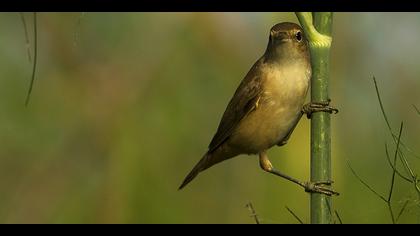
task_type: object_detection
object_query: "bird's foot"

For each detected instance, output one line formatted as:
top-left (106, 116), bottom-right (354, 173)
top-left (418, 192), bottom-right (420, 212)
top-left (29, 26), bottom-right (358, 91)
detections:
top-left (303, 180), bottom-right (340, 196)
top-left (259, 152), bottom-right (339, 196)
top-left (302, 99), bottom-right (338, 119)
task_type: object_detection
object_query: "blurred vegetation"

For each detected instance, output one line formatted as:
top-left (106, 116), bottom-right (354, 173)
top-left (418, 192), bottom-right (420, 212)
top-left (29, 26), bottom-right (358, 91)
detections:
top-left (0, 12), bottom-right (419, 223)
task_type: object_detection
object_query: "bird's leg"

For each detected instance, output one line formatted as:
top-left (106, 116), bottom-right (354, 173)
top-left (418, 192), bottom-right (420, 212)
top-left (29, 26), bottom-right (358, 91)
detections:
top-left (302, 98), bottom-right (338, 119)
top-left (259, 151), bottom-right (339, 196)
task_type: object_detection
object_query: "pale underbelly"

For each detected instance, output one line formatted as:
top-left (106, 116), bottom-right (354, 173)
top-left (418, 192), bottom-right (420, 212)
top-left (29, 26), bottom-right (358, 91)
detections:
top-left (228, 98), bottom-right (303, 154)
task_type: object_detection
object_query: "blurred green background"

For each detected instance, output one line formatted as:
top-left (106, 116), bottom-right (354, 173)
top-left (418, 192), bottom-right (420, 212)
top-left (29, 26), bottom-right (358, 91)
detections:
top-left (0, 12), bottom-right (419, 223)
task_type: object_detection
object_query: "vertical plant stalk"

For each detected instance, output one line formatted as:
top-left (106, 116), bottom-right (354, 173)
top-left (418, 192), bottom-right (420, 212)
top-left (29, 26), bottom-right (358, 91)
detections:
top-left (25, 12), bottom-right (38, 107)
top-left (296, 12), bottom-right (334, 224)
top-left (19, 12), bottom-right (32, 62)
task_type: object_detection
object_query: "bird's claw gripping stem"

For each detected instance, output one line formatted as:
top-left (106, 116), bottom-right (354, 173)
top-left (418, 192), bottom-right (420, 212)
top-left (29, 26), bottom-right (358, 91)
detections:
top-left (302, 99), bottom-right (338, 119)
top-left (260, 152), bottom-right (340, 197)
top-left (303, 180), bottom-right (339, 196)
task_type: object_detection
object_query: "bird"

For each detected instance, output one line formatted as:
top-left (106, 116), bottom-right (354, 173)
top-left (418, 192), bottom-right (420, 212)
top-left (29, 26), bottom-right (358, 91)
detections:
top-left (179, 22), bottom-right (338, 195)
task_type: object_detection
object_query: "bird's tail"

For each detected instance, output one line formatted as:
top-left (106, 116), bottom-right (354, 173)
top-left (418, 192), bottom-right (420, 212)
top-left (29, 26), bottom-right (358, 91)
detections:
top-left (178, 152), bottom-right (213, 190)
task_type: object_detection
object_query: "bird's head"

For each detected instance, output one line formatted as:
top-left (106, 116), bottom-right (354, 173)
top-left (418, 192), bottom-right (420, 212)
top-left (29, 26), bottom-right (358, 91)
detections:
top-left (265, 22), bottom-right (309, 63)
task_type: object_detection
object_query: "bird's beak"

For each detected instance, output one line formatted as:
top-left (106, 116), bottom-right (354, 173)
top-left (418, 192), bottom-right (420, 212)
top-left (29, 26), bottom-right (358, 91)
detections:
top-left (280, 38), bottom-right (291, 43)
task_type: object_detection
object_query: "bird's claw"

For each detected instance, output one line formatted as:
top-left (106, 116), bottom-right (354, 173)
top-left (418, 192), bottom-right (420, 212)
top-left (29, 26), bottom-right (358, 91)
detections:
top-left (303, 180), bottom-right (340, 196)
top-left (302, 99), bottom-right (339, 119)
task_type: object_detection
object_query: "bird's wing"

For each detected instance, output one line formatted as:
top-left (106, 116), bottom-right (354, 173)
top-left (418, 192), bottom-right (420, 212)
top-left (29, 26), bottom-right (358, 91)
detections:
top-left (208, 60), bottom-right (263, 153)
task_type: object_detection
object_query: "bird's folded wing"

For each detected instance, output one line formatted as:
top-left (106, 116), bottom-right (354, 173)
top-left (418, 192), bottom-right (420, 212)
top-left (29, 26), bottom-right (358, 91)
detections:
top-left (208, 62), bottom-right (262, 153)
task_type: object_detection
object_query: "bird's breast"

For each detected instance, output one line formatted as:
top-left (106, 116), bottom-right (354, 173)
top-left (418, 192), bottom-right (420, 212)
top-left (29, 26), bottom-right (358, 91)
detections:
top-left (263, 62), bottom-right (311, 106)
top-left (229, 62), bottom-right (311, 154)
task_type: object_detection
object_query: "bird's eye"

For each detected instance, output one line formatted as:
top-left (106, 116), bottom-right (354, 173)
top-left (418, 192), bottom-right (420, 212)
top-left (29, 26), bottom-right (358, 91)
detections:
top-left (295, 31), bottom-right (302, 42)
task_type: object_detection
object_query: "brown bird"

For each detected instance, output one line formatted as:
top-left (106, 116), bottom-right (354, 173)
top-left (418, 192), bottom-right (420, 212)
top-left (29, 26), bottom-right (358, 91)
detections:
top-left (179, 22), bottom-right (338, 195)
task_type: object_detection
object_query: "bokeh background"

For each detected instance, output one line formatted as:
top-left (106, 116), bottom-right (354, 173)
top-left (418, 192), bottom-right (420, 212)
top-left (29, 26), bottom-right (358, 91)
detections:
top-left (0, 12), bottom-right (419, 223)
